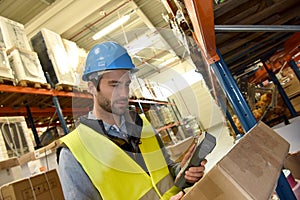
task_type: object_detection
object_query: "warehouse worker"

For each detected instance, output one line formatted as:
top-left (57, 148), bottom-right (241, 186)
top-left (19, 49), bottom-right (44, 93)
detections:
top-left (57, 41), bottom-right (206, 200)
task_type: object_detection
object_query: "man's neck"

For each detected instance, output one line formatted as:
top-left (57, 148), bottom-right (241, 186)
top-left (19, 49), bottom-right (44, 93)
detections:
top-left (93, 109), bottom-right (121, 127)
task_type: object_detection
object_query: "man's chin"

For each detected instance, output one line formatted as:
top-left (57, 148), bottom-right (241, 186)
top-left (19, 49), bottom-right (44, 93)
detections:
top-left (112, 108), bottom-right (127, 116)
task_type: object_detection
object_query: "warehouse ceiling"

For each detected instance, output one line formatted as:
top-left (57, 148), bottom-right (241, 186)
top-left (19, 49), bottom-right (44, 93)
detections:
top-left (0, 0), bottom-right (300, 80)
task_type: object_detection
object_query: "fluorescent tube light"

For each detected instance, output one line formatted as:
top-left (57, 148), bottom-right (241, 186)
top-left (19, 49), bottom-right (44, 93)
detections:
top-left (92, 15), bottom-right (130, 40)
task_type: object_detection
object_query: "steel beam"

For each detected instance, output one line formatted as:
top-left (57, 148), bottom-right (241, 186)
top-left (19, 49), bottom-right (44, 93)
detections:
top-left (215, 25), bottom-right (300, 32)
top-left (211, 50), bottom-right (257, 132)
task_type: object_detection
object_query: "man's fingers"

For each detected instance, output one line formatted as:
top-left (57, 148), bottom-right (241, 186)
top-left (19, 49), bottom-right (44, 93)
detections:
top-left (201, 159), bottom-right (207, 166)
top-left (170, 191), bottom-right (184, 200)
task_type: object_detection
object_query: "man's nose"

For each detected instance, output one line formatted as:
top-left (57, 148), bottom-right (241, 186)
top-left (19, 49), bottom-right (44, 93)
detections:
top-left (116, 85), bottom-right (129, 97)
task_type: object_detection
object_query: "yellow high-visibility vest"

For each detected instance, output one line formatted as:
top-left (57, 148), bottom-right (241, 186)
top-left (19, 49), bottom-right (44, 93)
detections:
top-left (60, 114), bottom-right (181, 200)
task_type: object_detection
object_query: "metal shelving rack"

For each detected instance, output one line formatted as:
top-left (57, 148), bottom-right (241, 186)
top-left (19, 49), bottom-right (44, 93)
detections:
top-left (182, 0), bottom-right (297, 199)
top-left (0, 84), bottom-right (185, 147)
top-left (135, 98), bottom-right (186, 144)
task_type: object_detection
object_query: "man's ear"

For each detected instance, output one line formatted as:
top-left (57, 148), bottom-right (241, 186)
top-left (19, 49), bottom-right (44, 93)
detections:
top-left (88, 81), bottom-right (97, 95)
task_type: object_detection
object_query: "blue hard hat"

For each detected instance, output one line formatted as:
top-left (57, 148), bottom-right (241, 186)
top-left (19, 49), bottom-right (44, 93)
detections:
top-left (82, 41), bottom-right (136, 81)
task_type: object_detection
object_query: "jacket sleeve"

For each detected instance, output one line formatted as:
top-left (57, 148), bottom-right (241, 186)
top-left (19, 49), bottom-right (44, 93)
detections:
top-left (58, 147), bottom-right (102, 200)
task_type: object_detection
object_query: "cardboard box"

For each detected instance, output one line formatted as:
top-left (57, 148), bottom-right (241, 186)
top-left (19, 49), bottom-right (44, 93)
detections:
top-left (0, 152), bottom-right (34, 171)
top-left (284, 151), bottom-right (300, 180)
top-left (0, 169), bottom-right (64, 200)
top-left (182, 121), bottom-right (290, 200)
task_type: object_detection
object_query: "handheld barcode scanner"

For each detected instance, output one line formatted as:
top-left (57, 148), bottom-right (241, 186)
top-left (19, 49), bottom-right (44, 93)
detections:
top-left (175, 132), bottom-right (216, 188)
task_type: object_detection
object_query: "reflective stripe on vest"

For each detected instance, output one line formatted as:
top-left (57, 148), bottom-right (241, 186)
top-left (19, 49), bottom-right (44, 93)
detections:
top-left (60, 114), bottom-right (180, 200)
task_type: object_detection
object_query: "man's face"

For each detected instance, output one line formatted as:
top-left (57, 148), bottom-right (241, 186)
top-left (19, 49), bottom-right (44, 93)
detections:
top-left (95, 70), bottom-right (131, 115)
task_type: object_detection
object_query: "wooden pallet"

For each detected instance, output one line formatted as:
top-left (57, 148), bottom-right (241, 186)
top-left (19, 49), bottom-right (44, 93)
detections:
top-left (55, 84), bottom-right (79, 92)
top-left (0, 76), bottom-right (15, 86)
top-left (17, 80), bottom-right (51, 89)
top-left (77, 88), bottom-right (89, 93)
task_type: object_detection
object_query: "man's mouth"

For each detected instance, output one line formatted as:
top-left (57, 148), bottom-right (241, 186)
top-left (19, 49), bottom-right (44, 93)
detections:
top-left (115, 100), bottom-right (128, 106)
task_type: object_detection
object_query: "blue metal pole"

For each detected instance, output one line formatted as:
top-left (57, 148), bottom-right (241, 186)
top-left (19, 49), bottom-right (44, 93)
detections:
top-left (276, 171), bottom-right (297, 200)
top-left (24, 101), bottom-right (41, 149)
top-left (225, 107), bottom-right (240, 136)
top-left (289, 60), bottom-right (300, 81)
top-left (263, 62), bottom-right (298, 118)
top-left (52, 96), bottom-right (69, 134)
top-left (215, 90), bottom-right (241, 137)
top-left (45, 72), bottom-right (69, 135)
top-left (210, 49), bottom-right (257, 132)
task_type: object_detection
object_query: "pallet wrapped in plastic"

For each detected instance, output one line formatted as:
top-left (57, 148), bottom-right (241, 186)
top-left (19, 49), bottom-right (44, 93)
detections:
top-left (145, 108), bottom-right (164, 128)
top-left (31, 28), bottom-right (76, 87)
top-left (0, 116), bottom-right (35, 161)
top-left (0, 16), bottom-right (32, 50)
top-left (75, 48), bottom-right (88, 91)
top-left (7, 48), bottom-right (48, 87)
top-left (0, 27), bottom-right (5, 48)
top-left (62, 38), bottom-right (79, 71)
top-left (147, 80), bottom-right (167, 101)
top-left (0, 48), bottom-right (14, 83)
top-left (130, 77), bottom-right (154, 99)
top-left (62, 39), bottom-right (88, 91)
top-left (160, 105), bottom-right (175, 125)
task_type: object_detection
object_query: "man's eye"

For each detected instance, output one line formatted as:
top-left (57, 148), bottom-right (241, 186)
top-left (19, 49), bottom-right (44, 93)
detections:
top-left (110, 83), bottom-right (119, 87)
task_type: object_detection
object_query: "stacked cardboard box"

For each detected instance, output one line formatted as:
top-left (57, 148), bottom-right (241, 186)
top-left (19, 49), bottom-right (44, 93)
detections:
top-left (0, 169), bottom-right (64, 200)
top-left (0, 139), bottom-right (60, 187)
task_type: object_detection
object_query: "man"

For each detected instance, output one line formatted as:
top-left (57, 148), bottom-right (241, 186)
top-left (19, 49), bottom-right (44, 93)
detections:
top-left (58, 41), bottom-right (206, 200)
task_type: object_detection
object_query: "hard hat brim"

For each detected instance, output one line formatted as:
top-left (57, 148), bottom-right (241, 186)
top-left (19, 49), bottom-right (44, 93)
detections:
top-left (83, 67), bottom-right (139, 82)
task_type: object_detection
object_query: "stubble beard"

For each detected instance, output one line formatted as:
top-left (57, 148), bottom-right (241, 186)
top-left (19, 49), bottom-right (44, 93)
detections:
top-left (97, 91), bottom-right (128, 116)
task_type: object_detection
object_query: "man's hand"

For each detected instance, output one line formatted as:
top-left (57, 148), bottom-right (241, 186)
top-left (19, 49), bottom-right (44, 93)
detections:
top-left (170, 191), bottom-right (184, 200)
top-left (184, 159), bottom-right (206, 183)
top-left (180, 143), bottom-right (207, 184)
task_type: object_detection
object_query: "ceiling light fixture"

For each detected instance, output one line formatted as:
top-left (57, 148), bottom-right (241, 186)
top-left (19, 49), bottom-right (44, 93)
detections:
top-left (92, 14), bottom-right (131, 40)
